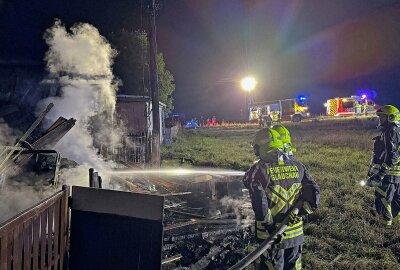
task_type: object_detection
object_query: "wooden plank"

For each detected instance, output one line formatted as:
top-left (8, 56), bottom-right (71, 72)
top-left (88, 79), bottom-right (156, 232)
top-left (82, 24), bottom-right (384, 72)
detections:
top-left (59, 187), bottom-right (69, 270)
top-left (18, 223), bottom-right (24, 270)
top-left (40, 209), bottom-right (47, 270)
top-left (6, 234), bottom-right (12, 270)
top-left (0, 236), bottom-right (7, 270)
top-left (53, 199), bottom-right (60, 270)
top-left (0, 102), bottom-right (53, 172)
top-left (23, 220), bottom-right (33, 270)
top-left (33, 215), bottom-right (40, 270)
top-left (43, 117), bottom-right (67, 134)
top-left (47, 205), bottom-right (54, 269)
top-left (93, 172), bottom-right (98, 188)
top-left (12, 225), bottom-right (22, 270)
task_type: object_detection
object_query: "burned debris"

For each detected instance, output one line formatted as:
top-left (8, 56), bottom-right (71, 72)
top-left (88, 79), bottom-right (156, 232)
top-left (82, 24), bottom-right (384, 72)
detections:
top-left (105, 166), bottom-right (256, 268)
top-left (0, 103), bottom-right (76, 191)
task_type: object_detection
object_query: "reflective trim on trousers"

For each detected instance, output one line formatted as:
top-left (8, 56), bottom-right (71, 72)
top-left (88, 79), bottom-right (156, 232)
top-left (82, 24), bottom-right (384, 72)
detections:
top-left (375, 187), bottom-right (386, 197)
top-left (265, 261), bottom-right (276, 270)
top-left (380, 218), bottom-right (392, 226)
top-left (302, 201), bottom-right (313, 214)
top-left (292, 257), bottom-right (302, 270)
top-left (381, 197), bottom-right (393, 219)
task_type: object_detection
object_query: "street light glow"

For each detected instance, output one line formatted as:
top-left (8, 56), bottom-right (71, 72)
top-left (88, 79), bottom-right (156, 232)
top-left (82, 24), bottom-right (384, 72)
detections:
top-left (241, 76), bottom-right (257, 92)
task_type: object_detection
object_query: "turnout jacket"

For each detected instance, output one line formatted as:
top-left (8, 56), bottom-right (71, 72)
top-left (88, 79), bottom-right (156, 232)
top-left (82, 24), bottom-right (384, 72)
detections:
top-left (243, 157), bottom-right (320, 249)
top-left (369, 122), bottom-right (400, 182)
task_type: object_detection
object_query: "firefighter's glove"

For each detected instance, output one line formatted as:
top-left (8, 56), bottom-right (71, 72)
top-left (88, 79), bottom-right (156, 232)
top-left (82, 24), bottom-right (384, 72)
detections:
top-left (255, 213), bottom-right (273, 240)
top-left (288, 211), bottom-right (302, 226)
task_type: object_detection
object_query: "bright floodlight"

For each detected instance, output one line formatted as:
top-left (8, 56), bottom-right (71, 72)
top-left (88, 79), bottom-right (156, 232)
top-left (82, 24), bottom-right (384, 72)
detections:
top-left (360, 180), bottom-right (366, 187)
top-left (241, 76), bottom-right (257, 92)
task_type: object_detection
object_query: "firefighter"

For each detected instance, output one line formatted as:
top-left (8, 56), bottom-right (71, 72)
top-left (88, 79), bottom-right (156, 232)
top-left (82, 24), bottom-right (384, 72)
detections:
top-left (367, 105), bottom-right (400, 226)
top-left (206, 117), bottom-right (211, 127)
top-left (212, 116), bottom-right (217, 126)
top-left (259, 113), bottom-right (264, 128)
top-left (243, 128), bottom-right (320, 270)
top-left (271, 111), bottom-right (280, 123)
top-left (355, 101), bottom-right (362, 115)
top-left (272, 125), bottom-right (296, 157)
top-left (264, 114), bottom-right (273, 128)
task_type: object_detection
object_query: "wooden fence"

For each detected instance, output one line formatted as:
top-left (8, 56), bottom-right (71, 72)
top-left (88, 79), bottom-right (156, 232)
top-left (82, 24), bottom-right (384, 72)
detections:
top-left (0, 186), bottom-right (69, 270)
top-left (100, 133), bottom-right (148, 165)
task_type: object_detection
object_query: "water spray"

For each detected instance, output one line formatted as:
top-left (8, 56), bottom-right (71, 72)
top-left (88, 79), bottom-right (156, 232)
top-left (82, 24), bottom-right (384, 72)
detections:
top-left (107, 168), bottom-right (245, 177)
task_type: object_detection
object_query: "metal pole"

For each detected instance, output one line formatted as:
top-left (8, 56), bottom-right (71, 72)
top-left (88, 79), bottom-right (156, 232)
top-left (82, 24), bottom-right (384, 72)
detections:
top-left (245, 93), bottom-right (248, 121)
top-left (148, 0), bottom-right (161, 167)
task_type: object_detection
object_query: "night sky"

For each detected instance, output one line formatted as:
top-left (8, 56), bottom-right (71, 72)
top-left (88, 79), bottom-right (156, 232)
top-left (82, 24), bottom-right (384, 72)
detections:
top-left (1, 0), bottom-right (400, 120)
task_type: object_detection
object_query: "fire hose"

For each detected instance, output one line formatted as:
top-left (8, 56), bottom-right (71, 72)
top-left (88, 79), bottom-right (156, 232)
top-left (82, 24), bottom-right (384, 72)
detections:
top-left (229, 201), bottom-right (303, 270)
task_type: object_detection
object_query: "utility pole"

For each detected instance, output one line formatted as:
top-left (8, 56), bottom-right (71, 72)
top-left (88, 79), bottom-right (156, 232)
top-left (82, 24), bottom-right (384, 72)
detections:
top-left (147, 0), bottom-right (161, 167)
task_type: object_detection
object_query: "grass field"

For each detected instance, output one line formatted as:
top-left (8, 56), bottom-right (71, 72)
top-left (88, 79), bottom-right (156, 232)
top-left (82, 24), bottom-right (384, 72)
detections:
top-left (162, 118), bottom-right (400, 270)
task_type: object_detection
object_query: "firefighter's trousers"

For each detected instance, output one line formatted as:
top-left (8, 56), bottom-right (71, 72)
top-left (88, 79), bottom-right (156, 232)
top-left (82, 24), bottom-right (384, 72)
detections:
top-left (375, 181), bottom-right (400, 225)
top-left (260, 245), bottom-right (302, 270)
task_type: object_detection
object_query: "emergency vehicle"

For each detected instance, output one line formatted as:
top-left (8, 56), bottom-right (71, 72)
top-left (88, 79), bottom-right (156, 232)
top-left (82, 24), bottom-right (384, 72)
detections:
top-left (325, 95), bottom-right (377, 116)
top-left (249, 98), bottom-right (310, 123)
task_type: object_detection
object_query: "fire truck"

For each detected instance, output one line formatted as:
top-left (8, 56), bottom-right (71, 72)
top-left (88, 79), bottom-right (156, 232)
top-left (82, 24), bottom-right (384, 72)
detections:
top-left (249, 98), bottom-right (310, 123)
top-left (325, 95), bottom-right (377, 116)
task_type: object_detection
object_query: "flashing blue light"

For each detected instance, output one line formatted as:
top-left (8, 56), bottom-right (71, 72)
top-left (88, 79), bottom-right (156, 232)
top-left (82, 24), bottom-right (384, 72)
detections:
top-left (357, 89), bottom-right (377, 100)
top-left (297, 95), bottom-right (307, 102)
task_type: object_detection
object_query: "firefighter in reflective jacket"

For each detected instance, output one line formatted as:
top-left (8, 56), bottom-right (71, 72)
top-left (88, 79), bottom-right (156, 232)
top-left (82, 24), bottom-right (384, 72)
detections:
top-left (367, 105), bottom-right (400, 226)
top-left (243, 128), bottom-right (320, 270)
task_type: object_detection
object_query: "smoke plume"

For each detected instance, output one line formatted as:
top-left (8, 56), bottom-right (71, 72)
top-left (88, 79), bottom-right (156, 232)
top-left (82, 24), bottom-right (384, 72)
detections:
top-left (38, 19), bottom-right (120, 186)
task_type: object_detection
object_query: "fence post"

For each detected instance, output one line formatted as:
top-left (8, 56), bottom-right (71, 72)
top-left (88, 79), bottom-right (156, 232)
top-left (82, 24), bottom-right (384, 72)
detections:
top-left (60, 185), bottom-right (70, 270)
top-left (89, 168), bottom-right (94, 187)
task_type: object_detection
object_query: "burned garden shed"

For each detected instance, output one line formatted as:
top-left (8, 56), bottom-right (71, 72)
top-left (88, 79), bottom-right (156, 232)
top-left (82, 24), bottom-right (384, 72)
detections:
top-left (99, 95), bottom-right (167, 166)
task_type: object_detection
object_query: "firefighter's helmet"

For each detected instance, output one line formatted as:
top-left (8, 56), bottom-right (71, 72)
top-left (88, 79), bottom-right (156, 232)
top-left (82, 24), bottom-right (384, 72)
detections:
top-left (253, 128), bottom-right (283, 159)
top-left (272, 124), bottom-right (296, 154)
top-left (376, 105), bottom-right (400, 123)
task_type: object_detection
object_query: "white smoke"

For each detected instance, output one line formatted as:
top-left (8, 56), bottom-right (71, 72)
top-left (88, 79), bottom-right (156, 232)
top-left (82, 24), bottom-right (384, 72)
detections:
top-left (0, 187), bottom-right (53, 223)
top-left (0, 119), bottom-right (16, 146)
top-left (219, 196), bottom-right (254, 226)
top-left (38, 20), bottom-right (120, 185)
